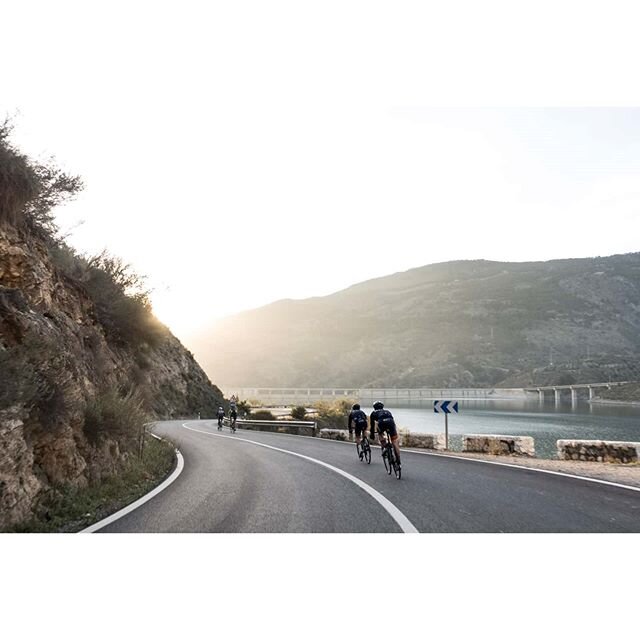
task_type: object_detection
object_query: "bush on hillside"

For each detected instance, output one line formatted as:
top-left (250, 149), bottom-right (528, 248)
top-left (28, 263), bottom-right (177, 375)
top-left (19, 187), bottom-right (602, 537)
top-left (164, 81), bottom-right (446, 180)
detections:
top-left (0, 334), bottom-right (74, 429)
top-left (0, 118), bottom-right (82, 234)
top-left (84, 387), bottom-right (149, 450)
top-left (250, 409), bottom-right (276, 421)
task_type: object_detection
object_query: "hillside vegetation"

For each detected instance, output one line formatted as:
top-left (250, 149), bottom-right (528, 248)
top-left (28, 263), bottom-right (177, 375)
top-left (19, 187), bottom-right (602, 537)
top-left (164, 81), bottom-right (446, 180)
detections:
top-left (0, 120), bottom-right (224, 528)
top-left (191, 254), bottom-right (640, 389)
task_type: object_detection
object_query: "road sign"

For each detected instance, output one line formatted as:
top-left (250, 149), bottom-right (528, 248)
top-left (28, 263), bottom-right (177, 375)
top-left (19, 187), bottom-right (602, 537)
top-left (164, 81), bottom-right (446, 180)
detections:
top-left (434, 400), bottom-right (459, 450)
top-left (433, 400), bottom-right (459, 414)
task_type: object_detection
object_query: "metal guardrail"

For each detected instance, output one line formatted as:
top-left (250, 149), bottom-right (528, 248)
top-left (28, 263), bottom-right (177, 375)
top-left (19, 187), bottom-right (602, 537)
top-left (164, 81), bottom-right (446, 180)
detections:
top-left (226, 418), bottom-right (317, 436)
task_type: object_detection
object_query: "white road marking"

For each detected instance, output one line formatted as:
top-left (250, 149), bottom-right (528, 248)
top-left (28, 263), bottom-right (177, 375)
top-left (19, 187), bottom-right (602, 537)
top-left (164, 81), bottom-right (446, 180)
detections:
top-left (79, 434), bottom-right (184, 533)
top-left (182, 423), bottom-right (419, 533)
top-left (402, 448), bottom-right (640, 493)
top-left (208, 423), bottom-right (640, 494)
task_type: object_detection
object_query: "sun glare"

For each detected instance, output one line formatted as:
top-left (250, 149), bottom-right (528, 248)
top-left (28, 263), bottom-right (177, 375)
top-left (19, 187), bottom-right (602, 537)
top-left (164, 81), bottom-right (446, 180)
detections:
top-left (151, 290), bottom-right (213, 338)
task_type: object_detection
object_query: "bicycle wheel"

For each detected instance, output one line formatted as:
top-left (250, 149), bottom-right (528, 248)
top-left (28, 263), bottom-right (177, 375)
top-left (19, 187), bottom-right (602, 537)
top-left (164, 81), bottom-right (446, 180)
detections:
top-left (383, 446), bottom-right (392, 474)
top-left (363, 439), bottom-right (371, 464)
top-left (393, 455), bottom-right (401, 480)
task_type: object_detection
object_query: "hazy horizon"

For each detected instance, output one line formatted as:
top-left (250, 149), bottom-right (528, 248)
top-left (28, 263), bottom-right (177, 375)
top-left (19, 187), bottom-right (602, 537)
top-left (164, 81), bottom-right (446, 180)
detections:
top-left (4, 4), bottom-right (640, 341)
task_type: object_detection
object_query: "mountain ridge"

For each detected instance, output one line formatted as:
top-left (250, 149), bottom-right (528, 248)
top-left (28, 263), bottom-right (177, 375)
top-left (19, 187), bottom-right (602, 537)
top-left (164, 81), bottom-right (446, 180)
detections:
top-left (190, 252), bottom-right (640, 389)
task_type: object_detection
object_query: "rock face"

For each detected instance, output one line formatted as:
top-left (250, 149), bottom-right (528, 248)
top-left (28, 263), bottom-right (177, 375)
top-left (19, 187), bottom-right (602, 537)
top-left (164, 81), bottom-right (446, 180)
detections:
top-left (0, 224), bottom-right (224, 527)
top-left (557, 439), bottom-right (640, 463)
top-left (463, 434), bottom-right (535, 457)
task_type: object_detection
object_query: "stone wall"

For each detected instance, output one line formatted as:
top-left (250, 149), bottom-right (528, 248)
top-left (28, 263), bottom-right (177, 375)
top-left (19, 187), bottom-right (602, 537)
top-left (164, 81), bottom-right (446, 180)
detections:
top-left (463, 434), bottom-right (535, 457)
top-left (557, 440), bottom-right (640, 463)
top-left (400, 432), bottom-right (446, 450)
top-left (319, 428), bottom-right (351, 441)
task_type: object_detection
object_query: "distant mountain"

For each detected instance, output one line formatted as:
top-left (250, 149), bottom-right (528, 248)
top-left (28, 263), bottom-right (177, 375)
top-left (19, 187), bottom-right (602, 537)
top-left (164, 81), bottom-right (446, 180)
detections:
top-left (189, 254), bottom-right (640, 389)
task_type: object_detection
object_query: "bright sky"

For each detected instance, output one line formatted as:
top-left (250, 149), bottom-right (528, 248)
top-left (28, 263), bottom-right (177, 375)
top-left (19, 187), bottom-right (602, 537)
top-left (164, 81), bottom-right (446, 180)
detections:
top-left (3, 1), bottom-right (640, 339)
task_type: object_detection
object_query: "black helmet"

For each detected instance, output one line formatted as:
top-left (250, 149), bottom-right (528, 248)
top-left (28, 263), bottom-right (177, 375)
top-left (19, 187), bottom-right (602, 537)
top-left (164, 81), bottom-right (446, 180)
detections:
top-left (373, 401), bottom-right (384, 410)
top-left (352, 403), bottom-right (361, 411)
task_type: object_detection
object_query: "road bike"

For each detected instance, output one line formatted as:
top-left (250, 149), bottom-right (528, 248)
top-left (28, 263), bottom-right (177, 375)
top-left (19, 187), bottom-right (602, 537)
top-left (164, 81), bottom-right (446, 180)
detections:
top-left (356, 435), bottom-right (371, 464)
top-left (380, 433), bottom-right (401, 479)
top-left (217, 417), bottom-right (223, 431)
top-left (229, 414), bottom-right (237, 433)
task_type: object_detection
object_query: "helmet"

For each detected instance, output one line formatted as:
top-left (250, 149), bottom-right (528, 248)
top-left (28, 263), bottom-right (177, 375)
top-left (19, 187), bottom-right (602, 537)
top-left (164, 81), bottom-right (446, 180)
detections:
top-left (352, 403), bottom-right (361, 411)
top-left (373, 401), bottom-right (384, 410)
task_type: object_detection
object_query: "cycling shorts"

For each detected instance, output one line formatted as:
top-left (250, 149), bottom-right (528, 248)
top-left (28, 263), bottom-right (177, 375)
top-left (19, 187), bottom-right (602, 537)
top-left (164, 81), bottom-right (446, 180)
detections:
top-left (376, 420), bottom-right (397, 438)
top-left (353, 423), bottom-right (366, 437)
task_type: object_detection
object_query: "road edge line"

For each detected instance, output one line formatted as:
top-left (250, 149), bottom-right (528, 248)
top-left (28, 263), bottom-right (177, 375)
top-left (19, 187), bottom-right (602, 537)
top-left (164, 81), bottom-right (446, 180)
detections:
top-left (194, 421), bottom-right (640, 494)
top-left (182, 423), bottom-right (419, 533)
top-left (79, 432), bottom-right (184, 534)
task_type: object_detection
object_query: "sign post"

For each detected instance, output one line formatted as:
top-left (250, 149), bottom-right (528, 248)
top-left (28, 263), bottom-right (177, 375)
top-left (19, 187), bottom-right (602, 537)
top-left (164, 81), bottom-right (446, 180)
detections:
top-left (433, 400), bottom-right (459, 450)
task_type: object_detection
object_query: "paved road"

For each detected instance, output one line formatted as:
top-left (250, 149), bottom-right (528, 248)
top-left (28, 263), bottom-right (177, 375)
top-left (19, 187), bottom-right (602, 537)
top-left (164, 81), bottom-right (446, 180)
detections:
top-left (100, 420), bottom-right (640, 533)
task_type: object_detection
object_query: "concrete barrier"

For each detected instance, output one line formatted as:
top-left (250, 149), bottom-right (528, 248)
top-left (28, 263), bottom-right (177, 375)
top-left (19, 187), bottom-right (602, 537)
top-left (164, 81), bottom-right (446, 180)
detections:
top-left (237, 419), bottom-right (317, 437)
top-left (400, 432), bottom-right (446, 450)
top-left (557, 440), bottom-right (640, 463)
top-left (318, 428), bottom-right (352, 441)
top-left (463, 434), bottom-right (535, 457)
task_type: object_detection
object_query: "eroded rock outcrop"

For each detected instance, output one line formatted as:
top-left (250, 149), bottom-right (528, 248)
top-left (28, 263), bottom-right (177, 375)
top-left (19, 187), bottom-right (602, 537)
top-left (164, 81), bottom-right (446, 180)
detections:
top-left (0, 223), bottom-right (223, 527)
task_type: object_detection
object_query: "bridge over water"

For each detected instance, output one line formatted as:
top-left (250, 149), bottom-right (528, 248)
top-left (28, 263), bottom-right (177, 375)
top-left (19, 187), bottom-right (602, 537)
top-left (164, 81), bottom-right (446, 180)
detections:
top-left (225, 382), bottom-right (636, 407)
top-left (226, 387), bottom-right (527, 406)
top-left (525, 381), bottom-right (634, 407)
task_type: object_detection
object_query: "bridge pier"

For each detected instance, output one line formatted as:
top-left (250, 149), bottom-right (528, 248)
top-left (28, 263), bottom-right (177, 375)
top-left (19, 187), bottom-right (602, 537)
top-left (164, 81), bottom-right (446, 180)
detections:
top-left (537, 388), bottom-right (544, 404)
top-left (570, 387), bottom-right (578, 408)
top-left (588, 386), bottom-right (594, 401)
top-left (554, 388), bottom-right (561, 406)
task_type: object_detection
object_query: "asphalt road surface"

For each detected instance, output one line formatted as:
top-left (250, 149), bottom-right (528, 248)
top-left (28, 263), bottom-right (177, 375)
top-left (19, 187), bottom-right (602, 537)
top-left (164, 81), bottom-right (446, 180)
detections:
top-left (98, 420), bottom-right (640, 533)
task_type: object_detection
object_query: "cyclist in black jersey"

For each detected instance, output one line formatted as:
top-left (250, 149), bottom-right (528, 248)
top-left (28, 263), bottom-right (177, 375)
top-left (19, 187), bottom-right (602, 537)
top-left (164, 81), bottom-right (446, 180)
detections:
top-left (347, 403), bottom-right (369, 459)
top-left (369, 401), bottom-right (401, 467)
top-left (216, 406), bottom-right (225, 429)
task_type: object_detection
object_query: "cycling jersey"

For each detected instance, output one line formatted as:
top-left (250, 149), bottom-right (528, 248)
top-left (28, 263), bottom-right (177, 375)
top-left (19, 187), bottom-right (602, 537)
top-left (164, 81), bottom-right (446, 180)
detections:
top-left (369, 408), bottom-right (397, 438)
top-left (348, 409), bottom-right (368, 428)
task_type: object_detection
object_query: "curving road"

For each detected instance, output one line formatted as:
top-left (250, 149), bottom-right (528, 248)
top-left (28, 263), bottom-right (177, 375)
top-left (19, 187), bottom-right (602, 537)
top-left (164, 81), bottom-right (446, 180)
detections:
top-left (98, 420), bottom-right (640, 533)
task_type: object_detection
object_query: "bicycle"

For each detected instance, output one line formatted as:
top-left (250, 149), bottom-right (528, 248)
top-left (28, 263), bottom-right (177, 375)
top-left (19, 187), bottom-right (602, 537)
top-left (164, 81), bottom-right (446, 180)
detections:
top-left (229, 414), bottom-right (237, 434)
top-left (217, 416), bottom-right (223, 431)
top-left (356, 434), bottom-right (371, 464)
top-left (380, 433), bottom-right (401, 479)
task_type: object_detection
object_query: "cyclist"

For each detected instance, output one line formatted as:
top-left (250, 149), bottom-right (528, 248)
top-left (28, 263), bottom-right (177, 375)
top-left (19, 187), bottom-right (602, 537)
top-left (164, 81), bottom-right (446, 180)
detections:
top-left (369, 401), bottom-right (401, 467)
top-left (229, 403), bottom-right (238, 428)
top-left (348, 403), bottom-right (369, 459)
top-left (216, 405), bottom-right (225, 429)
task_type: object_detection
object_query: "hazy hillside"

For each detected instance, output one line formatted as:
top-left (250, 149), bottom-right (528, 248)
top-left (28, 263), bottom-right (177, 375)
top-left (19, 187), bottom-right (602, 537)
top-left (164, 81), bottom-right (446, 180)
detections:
top-left (190, 254), bottom-right (640, 389)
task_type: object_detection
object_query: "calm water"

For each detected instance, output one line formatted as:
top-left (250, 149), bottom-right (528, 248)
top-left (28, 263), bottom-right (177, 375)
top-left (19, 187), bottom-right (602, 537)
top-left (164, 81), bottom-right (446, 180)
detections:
top-left (387, 400), bottom-right (640, 458)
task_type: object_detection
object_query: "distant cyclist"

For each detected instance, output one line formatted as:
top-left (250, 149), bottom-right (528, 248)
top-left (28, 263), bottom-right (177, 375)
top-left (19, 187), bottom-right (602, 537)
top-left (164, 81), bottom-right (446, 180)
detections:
top-left (216, 405), bottom-right (225, 430)
top-left (229, 402), bottom-right (238, 428)
top-left (348, 403), bottom-right (369, 459)
top-left (370, 401), bottom-right (401, 467)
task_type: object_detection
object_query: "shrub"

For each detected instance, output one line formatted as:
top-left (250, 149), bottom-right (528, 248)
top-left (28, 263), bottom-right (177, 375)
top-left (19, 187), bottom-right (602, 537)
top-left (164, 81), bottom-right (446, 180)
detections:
top-left (250, 410), bottom-right (276, 421)
top-left (0, 118), bottom-right (82, 234)
top-left (80, 251), bottom-right (167, 348)
top-left (84, 387), bottom-right (149, 451)
top-left (290, 405), bottom-right (307, 420)
top-left (237, 400), bottom-right (251, 417)
top-left (314, 399), bottom-right (353, 429)
top-left (0, 334), bottom-right (74, 429)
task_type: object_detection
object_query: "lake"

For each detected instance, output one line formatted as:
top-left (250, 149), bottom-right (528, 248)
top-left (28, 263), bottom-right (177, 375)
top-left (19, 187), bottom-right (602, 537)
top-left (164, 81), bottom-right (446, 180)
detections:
top-left (387, 400), bottom-right (640, 458)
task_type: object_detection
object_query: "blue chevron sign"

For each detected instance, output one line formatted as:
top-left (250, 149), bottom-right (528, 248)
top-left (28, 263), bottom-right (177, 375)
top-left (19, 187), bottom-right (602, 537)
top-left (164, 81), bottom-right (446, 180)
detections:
top-left (433, 400), bottom-right (459, 414)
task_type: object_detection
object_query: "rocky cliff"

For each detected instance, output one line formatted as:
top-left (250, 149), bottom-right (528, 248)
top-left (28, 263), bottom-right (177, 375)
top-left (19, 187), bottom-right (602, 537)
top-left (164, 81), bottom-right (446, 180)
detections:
top-left (0, 127), bottom-right (224, 528)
